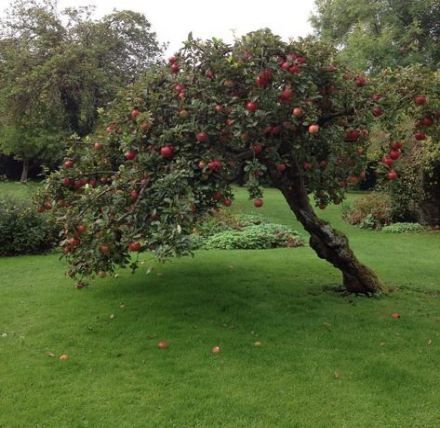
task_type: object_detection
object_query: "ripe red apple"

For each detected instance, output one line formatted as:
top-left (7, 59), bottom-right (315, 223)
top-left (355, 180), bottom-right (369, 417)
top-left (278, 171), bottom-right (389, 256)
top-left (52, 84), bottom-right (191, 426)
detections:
top-left (390, 141), bottom-right (402, 150)
top-left (276, 163), bottom-right (287, 173)
top-left (214, 104), bottom-right (223, 113)
top-left (160, 145), bottom-right (174, 159)
top-left (382, 156), bottom-right (394, 168)
top-left (168, 56), bottom-right (177, 64)
top-left (77, 225), bottom-right (87, 234)
top-left (131, 108), bottom-right (140, 120)
top-left (355, 75), bottom-right (367, 87)
top-left (387, 170), bottom-right (398, 180)
top-left (344, 129), bottom-right (360, 142)
top-left (99, 244), bottom-right (110, 255)
top-left (68, 237), bottom-right (80, 247)
top-left (128, 242), bottom-right (141, 252)
top-left (175, 83), bottom-right (185, 92)
top-left (289, 65), bottom-right (300, 74)
top-left (303, 162), bottom-right (313, 171)
top-left (372, 94), bottom-right (382, 101)
top-left (245, 101), bottom-right (257, 112)
top-left (372, 107), bottom-right (384, 117)
top-left (208, 159), bottom-right (222, 171)
top-left (213, 191), bottom-right (222, 201)
top-left (279, 88), bottom-right (293, 102)
top-left (280, 62), bottom-right (290, 71)
top-left (63, 178), bottom-right (73, 187)
top-left (157, 341), bottom-right (169, 349)
top-left (308, 124), bottom-right (320, 134)
top-left (94, 142), bottom-right (103, 150)
top-left (389, 150), bottom-right (400, 160)
top-left (422, 117), bottom-right (433, 126)
top-left (196, 132), bottom-right (208, 142)
top-left (170, 63), bottom-right (180, 74)
top-left (254, 198), bottom-right (264, 208)
top-left (223, 199), bottom-right (232, 207)
top-left (251, 143), bottom-right (264, 155)
top-left (130, 190), bottom-right (139, 202)
top-left (124, 150), bottom-right (137, 161)
top-left (414, 131), bottom-right (426, 141)
top-left (292, 107), bottom-right (303, 117)
top-left (414, 95), bottom-right (427, 105)
top-left (63, 160), bottom-right (74, 169)
top-left (391, 312), bottom-right (400, 319)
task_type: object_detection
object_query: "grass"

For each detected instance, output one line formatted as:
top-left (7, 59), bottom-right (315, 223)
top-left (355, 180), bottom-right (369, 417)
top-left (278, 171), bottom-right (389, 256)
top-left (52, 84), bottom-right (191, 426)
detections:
top-left (1, 184), bottom-right (439, 427)
top-left (0, 180), bottom-right (40, 200)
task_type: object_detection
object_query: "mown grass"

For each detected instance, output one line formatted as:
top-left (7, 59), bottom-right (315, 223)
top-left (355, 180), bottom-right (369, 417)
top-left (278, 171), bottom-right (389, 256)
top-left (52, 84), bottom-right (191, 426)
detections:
top-left (0, 184), bottom-right (439, 427)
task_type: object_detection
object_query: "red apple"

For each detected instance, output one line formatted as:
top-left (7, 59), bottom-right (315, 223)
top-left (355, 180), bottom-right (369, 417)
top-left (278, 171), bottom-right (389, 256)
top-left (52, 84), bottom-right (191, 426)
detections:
top-left (276, 163), bottom-right (287, 173)
top-left (130, 190), bottom-right (139, 202)
top-left (245, 101), bottom-right (257, 112)
top-left (77, 225), bottom-right (87, 234)
top-left (422, 117), bottom-right (433, 126)
top-left (355, 75), bottom-right (367, 87)
top-left (157, 340), bottom-right (169, 349)
top-left (128, 242), bottom-right (141, 252)
top-left (214, 104), bottom-right (223, 113)
top-left (254, 198), bottom-right (264, 208)
top-left (211, 346), bottom-right (221, 354)
top-left (382, 157), bottom-right (394, 168)
top-left (415, 131), bottom-right (426, 141)
top-left (63, 178), bottom-right (73, 187)
top-left (414, 95), bottom-right (427, 105)
top-left (389, 150), bottom-right (400, 160)
top-left (170, 63), bottom-right (180, 74)
top-left (303, 162), bottom-right (313, 171)
top-left (208, 159), bottom-right (222, 171)
top-left (292, 107), bottom-right (303, 117)
top-left (99, 244), bottom-right (110, 255)
top-left (160, 145), bottom-right (174, 159)
top-left (213, 191), bottom-right (222, 201)
top-left (251, 143), bottom-right (264, 155)
top-left (131, 108), bottom-right (140, 120)
top-left (168, 56), bottom-right (177, 64)
top-left (372, 107), bottom-right (383, 117)
top-left (124, 150), bottom-right (137, 161)
top-left (387, 170), bottom-right (398, 180)
top-left (308, 124), bottom-right (320, 134)
top-left (196, 132), bottom-right (208, 142)
top-left (390, 141), bottom-right (402, 150)
top-left (94, 142), bottom-right (103, 150)
top-left (391, 312), bottom-right (401, 319)
top-left (279, 88), bottom-right (293, 102)
top-left (223, 199), bottom-right (232, 207)
top-left (63, 160), bottom-right (74, 169)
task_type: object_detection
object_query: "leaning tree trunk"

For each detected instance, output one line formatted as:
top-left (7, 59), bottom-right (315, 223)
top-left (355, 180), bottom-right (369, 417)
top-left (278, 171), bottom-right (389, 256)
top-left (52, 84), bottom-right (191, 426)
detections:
top-left (20, 159), bottom-right (29, 183)
top-left (271, 160), bottom-right (384, 295)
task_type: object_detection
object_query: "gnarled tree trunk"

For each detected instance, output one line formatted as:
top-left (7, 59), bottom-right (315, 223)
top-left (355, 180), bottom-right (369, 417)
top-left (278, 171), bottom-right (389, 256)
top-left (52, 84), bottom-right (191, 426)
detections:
top-left (270, 159), bottom-right (384, 295)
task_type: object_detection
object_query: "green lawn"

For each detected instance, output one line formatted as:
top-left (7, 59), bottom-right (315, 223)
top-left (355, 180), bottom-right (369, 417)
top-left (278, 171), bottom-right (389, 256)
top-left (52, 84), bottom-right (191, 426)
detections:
top-left (1, 185), bottom-right (439, 427)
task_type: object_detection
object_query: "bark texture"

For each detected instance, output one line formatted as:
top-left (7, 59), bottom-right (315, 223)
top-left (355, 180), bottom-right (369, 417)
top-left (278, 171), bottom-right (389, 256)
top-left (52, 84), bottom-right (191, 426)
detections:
top-left (270, 158), bottom-right (384, 294)
top-left (20, 159), bottom-right (29, 183)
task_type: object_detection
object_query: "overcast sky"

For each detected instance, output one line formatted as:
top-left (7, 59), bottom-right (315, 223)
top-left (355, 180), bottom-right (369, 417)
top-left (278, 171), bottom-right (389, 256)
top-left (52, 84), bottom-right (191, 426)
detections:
top-left (0, 0), bottom-right (317, 54)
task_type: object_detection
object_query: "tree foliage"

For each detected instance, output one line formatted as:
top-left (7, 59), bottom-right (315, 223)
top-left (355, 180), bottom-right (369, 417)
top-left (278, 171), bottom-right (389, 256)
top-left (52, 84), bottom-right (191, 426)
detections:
top-left (0, 0), bottom-right (162, 179)
top-left (310, 0), bottom-right (440, 71)
top-left (37, 30), bottom-right (438, 292)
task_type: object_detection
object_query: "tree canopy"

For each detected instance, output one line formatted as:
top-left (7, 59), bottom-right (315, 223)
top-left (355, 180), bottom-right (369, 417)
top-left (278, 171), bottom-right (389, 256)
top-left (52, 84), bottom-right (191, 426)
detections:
top-left (38, 30), bottom-right (438, 293)
top-left (310, 0), bottom-right (440, 71)
top-left (0, 0), bottom-right (163, 179)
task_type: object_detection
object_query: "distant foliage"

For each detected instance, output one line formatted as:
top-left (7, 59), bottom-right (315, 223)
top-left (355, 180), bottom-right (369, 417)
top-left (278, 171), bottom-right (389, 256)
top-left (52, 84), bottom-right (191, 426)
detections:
top-left (0, 196), bottom-right (59, 256)
top-left (382, 222), bottom-right (425, 233)
top-left (342, 192), bottom-right (392, 229)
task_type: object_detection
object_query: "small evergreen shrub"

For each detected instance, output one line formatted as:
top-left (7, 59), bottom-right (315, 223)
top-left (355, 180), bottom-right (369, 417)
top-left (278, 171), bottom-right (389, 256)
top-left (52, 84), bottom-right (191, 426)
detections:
top-left (382, 222), bottom-right (425, 233)
top-left (0, 196), bottom-right (59, 256)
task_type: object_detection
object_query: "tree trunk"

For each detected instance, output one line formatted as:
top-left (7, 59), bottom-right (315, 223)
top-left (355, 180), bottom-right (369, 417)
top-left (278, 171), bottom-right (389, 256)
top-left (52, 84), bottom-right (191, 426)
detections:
top-left (418, 164), bottom-right (440, 226)
top-left (20, 159), bottom-right (29, 183)
top-left (271, 161), bottom-right (384, 295)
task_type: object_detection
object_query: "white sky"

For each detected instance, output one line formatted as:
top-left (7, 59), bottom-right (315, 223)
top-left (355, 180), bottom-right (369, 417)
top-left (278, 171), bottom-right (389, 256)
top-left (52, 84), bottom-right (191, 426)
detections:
top-left (0, 0), bottom-right (317, 54)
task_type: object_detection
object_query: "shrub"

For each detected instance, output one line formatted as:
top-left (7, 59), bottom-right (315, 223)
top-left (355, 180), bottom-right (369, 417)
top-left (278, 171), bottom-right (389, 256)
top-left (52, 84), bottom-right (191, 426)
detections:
top-left (202, 223), bottom-right (303, 250)
top-left (342, 192), bottom-right (392, 229)
top-left (0, 196), bottom-right (59, 256)
top-left (382, 222), bottom-right (425, 233)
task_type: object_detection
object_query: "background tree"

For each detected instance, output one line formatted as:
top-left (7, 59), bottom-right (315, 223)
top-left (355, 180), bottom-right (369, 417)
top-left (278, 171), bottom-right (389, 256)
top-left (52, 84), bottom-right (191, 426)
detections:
top-left (310, 0), bottom-right (439, 71)
top-left (38, 30), bottom-right (437, 294)
top-left (0, 0), bottom-right (163, 181)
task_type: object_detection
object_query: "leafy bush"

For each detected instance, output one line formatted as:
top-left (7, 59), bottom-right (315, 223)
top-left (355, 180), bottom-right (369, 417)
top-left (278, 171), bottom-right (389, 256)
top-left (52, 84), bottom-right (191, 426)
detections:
top-left (382, 222), bottom-right (425, 233)
top-left (0, 196), bottom-right (59, 256)
top-left (342, 192), bottom-right (392, 229)
top-left (202, 223), bottom-right (303, 250)
top-left (234, 214), bottom-right (268, 227)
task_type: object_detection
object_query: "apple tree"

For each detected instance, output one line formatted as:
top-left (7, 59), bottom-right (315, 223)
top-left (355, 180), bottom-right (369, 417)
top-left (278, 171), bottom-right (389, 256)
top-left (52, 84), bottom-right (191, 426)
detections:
top-left (37, 30), bottom-right (438, 294)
